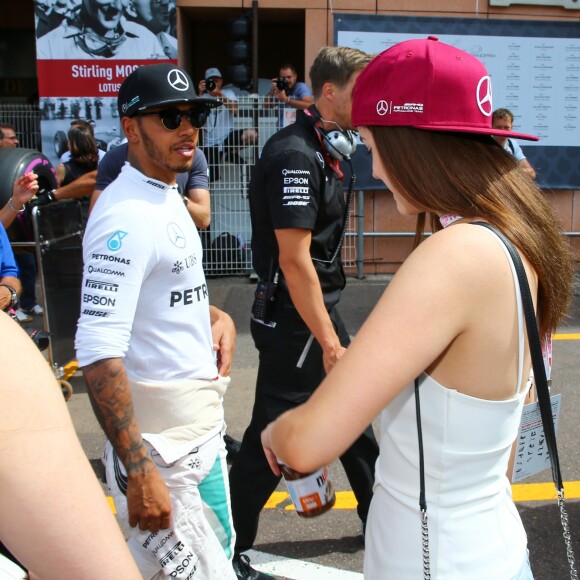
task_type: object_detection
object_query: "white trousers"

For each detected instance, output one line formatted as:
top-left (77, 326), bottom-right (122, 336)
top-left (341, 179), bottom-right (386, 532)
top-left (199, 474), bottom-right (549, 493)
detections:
top-left (105, 430), bottom-right (236, 580)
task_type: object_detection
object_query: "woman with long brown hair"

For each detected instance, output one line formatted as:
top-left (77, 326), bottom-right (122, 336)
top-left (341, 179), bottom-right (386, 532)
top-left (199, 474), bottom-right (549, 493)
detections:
top-left (261, 37), bottom-right (573, 578)
top-left (55, 122), bottom-right (99, 188)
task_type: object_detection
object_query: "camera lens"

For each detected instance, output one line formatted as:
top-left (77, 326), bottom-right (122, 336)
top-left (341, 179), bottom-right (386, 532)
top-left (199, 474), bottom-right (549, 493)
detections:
top-left (276, 77), bottom-right (288, 92)
top-left (206, 78), bottom-right (217, 92)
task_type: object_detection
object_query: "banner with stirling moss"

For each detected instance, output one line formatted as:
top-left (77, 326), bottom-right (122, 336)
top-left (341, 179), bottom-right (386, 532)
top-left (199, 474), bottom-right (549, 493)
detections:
top-left (34, 0), bottom-right (177, 167)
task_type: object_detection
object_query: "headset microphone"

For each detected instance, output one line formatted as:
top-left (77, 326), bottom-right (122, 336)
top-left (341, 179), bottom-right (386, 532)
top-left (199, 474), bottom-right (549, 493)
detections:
top-left (303, 105), bottom-right (357, 265)
top-left (304, 105), bottom-right (358, 162)
top-left (323, 128), bottom-right (357, 161)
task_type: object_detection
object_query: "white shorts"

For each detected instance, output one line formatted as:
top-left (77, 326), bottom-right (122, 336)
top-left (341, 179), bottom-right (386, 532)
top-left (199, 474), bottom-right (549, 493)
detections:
top-left (105, 430), bottom-right (236, 580)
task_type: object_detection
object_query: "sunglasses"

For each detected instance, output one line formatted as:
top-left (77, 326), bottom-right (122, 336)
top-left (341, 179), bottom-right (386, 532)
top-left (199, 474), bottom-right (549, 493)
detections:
top-left (137, 107), bottom-right (210, 130)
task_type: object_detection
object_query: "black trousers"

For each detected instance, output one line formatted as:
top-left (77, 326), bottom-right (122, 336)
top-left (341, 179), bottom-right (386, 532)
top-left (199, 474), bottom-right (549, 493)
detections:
top-left (229, 300), bottom-right (379, 553)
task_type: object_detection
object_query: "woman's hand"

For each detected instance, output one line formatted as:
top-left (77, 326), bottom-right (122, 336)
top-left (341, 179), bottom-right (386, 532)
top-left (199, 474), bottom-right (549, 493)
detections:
top-left (261, 423), bottom-right (281, 476)
top-left (11, 172), bottom-right (38, 208)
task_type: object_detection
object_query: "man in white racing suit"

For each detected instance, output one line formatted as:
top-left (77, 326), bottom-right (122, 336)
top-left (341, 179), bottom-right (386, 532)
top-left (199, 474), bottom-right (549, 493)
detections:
top-left (75, 63), bottom-right (237, 580)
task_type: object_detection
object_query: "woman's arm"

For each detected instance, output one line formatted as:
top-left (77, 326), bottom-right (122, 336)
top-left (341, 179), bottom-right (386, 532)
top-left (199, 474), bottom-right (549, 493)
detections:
top-left (54, 170), bottom-right (97, 201)
top-left (262, 224), bottom-right (522, 474)
top-left (0, 173), bottom-right (38, 229)
top-left (0, 312), bottom-right (142, 579)
top-left (55, 163), bottom-right (66, 186)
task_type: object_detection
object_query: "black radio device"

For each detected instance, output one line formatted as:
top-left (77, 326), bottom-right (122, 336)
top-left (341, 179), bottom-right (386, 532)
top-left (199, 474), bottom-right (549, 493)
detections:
top-left (251, 266), bottom-right (279, 327)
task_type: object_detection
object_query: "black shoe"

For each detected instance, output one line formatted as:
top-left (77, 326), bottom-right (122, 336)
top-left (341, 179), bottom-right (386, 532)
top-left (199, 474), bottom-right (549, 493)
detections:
top-left (224, 433), bottom-right (242, 461)
top-left (232, 553), bottom-right (272, 580)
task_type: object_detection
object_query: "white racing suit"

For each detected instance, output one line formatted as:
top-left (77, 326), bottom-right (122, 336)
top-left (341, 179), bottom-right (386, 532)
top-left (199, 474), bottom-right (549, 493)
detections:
top-left (105, 428), bottom-right (236, 580)
top-left (76, 166), bottom-right (236, 579)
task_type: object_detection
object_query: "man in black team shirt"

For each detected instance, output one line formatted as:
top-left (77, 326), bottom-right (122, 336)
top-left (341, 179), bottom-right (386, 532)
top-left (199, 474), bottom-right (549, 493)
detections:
top-left (228, 46), bottom-right (380, 580)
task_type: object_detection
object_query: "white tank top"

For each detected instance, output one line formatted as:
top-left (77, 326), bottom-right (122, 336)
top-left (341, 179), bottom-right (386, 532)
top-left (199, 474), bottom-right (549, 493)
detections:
top-left (365, 228), bottom-right (529, 579)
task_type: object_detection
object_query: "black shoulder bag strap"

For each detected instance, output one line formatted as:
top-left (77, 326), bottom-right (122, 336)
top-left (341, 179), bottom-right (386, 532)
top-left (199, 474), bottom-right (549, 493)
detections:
top-left (415, 222), bottom-right (577, 580)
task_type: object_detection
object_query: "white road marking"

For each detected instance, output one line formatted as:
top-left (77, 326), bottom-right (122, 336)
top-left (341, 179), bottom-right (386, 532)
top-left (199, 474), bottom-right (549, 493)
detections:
top-left (246, 549), bottom-right (363, 579)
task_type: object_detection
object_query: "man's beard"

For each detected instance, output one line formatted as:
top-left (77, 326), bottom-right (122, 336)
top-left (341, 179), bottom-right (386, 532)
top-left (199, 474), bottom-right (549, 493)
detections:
top-left (140, 123), bottom-right (193, 175)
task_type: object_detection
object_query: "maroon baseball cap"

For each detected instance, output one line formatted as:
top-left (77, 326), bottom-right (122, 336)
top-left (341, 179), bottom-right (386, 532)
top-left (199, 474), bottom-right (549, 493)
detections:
top-left (352, 36), bottom-right (538, 141)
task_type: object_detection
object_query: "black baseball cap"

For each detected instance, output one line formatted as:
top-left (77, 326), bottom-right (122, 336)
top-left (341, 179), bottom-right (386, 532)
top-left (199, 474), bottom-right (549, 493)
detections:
top-left (118, 63), bottom-right (221, 118)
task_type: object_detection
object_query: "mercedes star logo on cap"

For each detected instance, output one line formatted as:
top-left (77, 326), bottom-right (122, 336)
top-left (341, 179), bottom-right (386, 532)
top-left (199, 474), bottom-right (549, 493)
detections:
top-left (376, 100), bottom-right (389, 116)
top-left (167, 69), bottom-right (189, 92)
top-left (476, 76), bottom-right (493, 117)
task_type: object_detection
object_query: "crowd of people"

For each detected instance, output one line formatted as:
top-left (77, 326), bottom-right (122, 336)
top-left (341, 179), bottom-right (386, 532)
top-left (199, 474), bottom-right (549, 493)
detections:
top-left (0, 37), bottom-right (568, 580)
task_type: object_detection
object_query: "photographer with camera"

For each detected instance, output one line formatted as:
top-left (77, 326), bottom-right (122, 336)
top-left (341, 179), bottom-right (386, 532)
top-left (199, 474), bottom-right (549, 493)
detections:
top-left (266, 63), bottom-right (313, 129)
top-left (198, 67), bottom-right (257, 182)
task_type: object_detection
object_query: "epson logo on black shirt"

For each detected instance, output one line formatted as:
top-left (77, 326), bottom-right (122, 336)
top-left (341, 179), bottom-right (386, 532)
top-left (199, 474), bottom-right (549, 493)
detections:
top-left (283, 177), bottom-right (309, 184)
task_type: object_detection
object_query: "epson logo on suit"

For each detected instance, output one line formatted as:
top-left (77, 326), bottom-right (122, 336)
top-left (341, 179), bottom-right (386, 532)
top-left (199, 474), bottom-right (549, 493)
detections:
top-left (83, 294), bottom-right (116, 307)
top-left (169, 552), bottom-right (198, 578)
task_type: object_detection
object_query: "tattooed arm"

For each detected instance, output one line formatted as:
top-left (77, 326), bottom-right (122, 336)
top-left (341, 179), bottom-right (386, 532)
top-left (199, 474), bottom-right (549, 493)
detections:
top-left (82, 357), bottom-right (171, 532)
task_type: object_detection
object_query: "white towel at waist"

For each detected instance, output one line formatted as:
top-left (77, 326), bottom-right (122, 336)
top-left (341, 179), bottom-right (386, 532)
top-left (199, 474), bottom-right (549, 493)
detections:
top-left (129, 375), bottom-right (230, 463)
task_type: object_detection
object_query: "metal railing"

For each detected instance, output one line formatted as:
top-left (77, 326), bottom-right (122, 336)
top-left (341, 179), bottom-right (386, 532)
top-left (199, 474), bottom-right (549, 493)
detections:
top-left (201, 94), bottom-right (357, 276)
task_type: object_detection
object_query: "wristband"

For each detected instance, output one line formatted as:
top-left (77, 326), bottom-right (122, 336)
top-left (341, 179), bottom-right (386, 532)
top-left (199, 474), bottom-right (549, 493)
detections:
top-left (0, 283), bottom-right (19, 309)
top-left (7, 198), bottom-right (24, 213)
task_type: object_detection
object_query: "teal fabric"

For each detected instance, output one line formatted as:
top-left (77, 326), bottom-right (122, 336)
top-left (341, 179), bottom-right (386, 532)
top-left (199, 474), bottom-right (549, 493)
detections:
top-left (199, 453), bottom-right (233, 558)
